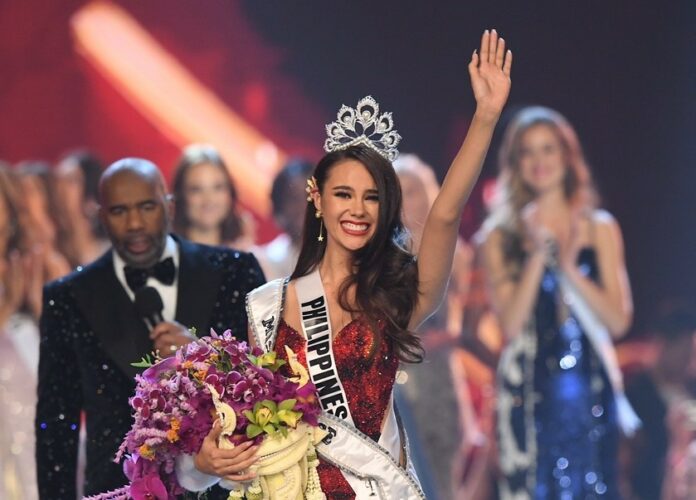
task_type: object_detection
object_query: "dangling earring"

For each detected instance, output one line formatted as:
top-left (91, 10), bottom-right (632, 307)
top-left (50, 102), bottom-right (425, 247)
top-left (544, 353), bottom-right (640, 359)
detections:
top-left (307, 176), bottom-right (324, 242)
top-left (315, 209), bottom-right (324, 242)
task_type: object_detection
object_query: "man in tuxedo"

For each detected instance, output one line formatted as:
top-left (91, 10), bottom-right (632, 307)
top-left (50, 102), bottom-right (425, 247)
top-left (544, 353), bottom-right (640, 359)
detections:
top-left (35, 158), bottom-right (265, 498)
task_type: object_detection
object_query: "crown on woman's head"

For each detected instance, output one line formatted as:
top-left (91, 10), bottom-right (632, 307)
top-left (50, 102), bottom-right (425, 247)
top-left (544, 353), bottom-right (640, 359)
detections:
top-left (324, 96), bottom-right (401, 161)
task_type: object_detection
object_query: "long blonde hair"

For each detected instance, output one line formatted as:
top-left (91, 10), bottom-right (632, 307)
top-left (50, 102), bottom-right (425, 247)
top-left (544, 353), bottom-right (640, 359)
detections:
top-left (481, 106), bottom-right (597, 266)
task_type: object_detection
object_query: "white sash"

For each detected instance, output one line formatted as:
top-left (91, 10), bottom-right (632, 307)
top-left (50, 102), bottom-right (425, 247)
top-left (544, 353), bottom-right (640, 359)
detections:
top-left (316, 412), bottom-right (424, 500)
top-left (558, 272), bottom-right (641, 436)
top-left (246, 278), bottom-right (287, 354)
top-left (246, 273), bottom-right (425, 499)
top-left (295, 271), bottom-right (355, 425)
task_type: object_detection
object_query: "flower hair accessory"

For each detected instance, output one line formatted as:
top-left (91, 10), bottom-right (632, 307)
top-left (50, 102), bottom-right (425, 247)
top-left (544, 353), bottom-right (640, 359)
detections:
top-left (305, 176), bottom-right (318, 202)
top-left (324, 96), bottom-right (401, 161)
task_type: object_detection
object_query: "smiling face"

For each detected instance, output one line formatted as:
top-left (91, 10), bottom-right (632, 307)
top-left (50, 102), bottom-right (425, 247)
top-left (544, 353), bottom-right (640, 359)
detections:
top-left (314, 159), bottom-right (379, 253)
top-left (182, 162), bottom-right (232, 231)
top-left (99, 170), bottom-right (171, 268)
top-left (517, 123), bottom-right (568, 196)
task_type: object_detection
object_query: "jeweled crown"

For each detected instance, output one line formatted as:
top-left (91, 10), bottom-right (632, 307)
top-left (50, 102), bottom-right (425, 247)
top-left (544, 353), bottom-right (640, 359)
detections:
top-left (324, 96), bottom-right (401, 161)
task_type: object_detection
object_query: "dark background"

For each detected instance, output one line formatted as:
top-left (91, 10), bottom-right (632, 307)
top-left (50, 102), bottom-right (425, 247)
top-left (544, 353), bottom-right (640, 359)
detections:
top-left (1, 0), bottom-right (694, 330)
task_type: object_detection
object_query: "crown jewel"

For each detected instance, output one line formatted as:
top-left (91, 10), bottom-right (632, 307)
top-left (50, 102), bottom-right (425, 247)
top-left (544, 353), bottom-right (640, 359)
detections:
top-left (324, 96), bottom-right (401, 161)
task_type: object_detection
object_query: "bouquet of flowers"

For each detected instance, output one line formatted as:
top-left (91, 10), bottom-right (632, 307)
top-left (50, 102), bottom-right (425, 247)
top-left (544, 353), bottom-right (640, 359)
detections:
top-left (86, 329), bottom-right (324, 500)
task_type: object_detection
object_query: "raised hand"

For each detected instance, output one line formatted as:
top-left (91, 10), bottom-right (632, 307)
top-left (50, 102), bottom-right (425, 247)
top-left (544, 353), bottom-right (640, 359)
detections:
top-left (558, 208), bottom-right (586, 271)
top-left (468, 29), bottom-right (512, 120)
top-left (521, 202), bottom-right (555, 258)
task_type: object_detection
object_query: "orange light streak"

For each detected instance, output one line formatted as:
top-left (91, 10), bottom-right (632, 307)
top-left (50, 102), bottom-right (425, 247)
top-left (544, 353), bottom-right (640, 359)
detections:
top-left (71, 1), bottom-right (286, 216)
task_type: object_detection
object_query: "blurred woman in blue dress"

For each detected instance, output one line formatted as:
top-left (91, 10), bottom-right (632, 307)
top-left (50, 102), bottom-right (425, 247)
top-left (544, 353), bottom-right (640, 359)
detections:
top-left (478, 106), bottom-right (638, 499)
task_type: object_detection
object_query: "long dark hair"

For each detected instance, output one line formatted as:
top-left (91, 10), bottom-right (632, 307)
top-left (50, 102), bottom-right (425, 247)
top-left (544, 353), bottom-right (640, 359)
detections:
top-left (291, 146), bottom-right (423, 363)
top-left (172, 144), bottom-right (242, 242)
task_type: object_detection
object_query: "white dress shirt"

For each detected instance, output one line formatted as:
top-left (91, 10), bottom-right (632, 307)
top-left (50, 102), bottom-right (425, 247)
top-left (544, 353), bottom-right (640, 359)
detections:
top-left (112, 235), bottom-right (179, 323)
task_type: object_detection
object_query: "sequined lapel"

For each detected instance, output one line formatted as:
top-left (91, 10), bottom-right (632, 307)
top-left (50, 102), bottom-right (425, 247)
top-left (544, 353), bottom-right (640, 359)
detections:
top-left (174, 237), bottom-right (221, 336)
top-left (72, 250), bottom-right (152, 379)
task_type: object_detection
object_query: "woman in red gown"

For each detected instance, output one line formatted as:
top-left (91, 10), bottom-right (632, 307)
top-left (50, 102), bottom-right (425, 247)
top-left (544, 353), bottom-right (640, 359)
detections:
top-left (190, 29), bottom-right (512, 499)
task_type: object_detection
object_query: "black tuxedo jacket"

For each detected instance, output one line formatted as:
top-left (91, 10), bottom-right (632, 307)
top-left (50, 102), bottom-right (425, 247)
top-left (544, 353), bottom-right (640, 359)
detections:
top-left (35, 237), bottom-right (265, 498)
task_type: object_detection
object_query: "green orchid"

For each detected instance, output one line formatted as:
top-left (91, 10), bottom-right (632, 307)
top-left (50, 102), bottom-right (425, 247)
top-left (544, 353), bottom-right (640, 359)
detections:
top-left (243, 399), bottom-right (303, 438)
top-left (277, 399), bottom-right (302, 428)
top-left (247, 351), bottom-right (286, 371)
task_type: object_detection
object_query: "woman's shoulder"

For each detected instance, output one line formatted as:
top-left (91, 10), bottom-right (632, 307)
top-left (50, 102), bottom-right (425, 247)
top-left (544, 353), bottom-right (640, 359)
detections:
top-left (587, 208), bottom-right (623, 237)
top-left (585, 209), bottom-right (625, 253)
top-left (589, 208), bottom-right (617, 225)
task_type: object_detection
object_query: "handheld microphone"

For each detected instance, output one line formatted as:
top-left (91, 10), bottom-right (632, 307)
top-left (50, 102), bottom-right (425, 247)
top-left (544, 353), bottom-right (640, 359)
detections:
top-left (134, 286), bottom-right (165, 329)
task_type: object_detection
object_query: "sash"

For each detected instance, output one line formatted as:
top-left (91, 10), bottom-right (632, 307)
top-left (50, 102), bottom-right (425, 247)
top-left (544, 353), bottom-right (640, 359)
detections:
top-left (246, 278), bottom-right (287, 354)
top-left (316, 412), bottom-right (425, 500)
top-left (294, 271), bottom-right (355, 425)
top-left (246, 272), bottom-right (425, 499)
top-left (557, 272), bottom-right (641, 436)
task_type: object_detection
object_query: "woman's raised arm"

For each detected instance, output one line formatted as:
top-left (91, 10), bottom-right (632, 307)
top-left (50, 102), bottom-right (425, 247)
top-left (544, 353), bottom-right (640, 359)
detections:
top-left (411, 29), bottom-right (512, 329)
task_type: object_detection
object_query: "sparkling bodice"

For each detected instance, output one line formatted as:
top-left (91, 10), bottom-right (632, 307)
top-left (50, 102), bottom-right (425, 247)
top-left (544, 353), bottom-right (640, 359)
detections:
top-left (275, 317), bottom-right (398, 439)
top-left (274, 317), bottom-right (398, 499)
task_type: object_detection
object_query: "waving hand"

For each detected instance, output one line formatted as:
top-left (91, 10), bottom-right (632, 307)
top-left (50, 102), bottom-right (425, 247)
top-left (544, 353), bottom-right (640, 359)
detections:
top-left (410, 29), bottom-right (512, 329)
top-left (469, 29), bottom-right (512, 119)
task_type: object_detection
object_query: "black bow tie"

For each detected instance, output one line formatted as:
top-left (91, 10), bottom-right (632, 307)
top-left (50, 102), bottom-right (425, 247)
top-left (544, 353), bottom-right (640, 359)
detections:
top-left (124, 257), bottom-right (176, 292)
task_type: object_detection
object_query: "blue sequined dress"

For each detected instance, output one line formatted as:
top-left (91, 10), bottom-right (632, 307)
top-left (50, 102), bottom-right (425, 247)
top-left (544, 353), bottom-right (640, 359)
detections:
top-left (497, 248), bottom-right (620, 500)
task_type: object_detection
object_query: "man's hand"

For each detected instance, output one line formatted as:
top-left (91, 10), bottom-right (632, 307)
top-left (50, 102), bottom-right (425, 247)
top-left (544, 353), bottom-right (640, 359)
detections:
top-left (150, 320), bottom-right (197, 356)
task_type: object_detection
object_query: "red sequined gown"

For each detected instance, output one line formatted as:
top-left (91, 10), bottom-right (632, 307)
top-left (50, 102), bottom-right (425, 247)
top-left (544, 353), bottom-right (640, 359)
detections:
top-left (274, 318), bottom-right (398, 500)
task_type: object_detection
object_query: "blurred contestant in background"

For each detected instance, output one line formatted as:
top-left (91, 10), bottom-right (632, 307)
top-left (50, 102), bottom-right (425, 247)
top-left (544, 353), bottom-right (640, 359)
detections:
top-left (253, 158), bottom-right (314, 280)
top-left (172, 144), bottom-right (256, 249)
top-left (394, 153), bottom-right (476, 500)
top-left (0, 164), bottom-right (39, 500)
top-left (479, 106), bottom-right (637, 499)
top-left (53, 150), bottom-right (109, 267)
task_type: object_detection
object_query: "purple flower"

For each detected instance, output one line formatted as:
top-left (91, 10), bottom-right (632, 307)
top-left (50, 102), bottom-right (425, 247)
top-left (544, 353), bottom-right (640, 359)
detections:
top-left (223, 341), bottom-right (247, 365)
top-left (164, 373), bottom-right (181, 394)
top-left (231, 379), bottom-right (252, 402)
top-left (129, 473), bottom-right (168, 500)
top-left (123, 454), bottom-right (158, 482)
top-left (204, 373), bottom-right (224, 396)
top-left (115, 330), bottom-right (322, 498)
top-left (147, 390), bottom-right (166, 412)
top-left (183, 342), bottom-right (214, 363)
top-left (142, 357), bottom-right (178, 383)
top-left (225, 371), bottom-right (242, 386)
